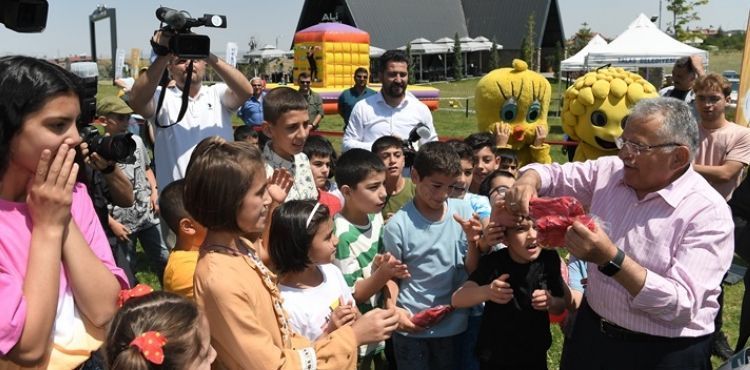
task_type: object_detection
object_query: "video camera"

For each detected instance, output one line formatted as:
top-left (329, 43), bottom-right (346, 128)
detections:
top-left (0, 0), bottom-right (47, 32)
top-left (403, 122), bottom-right (432, 168)
top-left (69, 62), bottom-right (136, 164)
top-left (155, 7), bottom-right (227, 59)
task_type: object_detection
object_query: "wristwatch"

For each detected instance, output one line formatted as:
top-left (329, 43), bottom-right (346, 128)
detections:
top-left (598, 248), bottom-right (625, 277)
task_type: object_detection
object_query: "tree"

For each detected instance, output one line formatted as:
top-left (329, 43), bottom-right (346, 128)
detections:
top-left (666, 0), bottom-right (710, 41)
top-left (567, 22), bottom-right (594, 56)
top-left (452, 32), bottom-right (463, 81)
top-left (522, 12), bottom-right (536, 70)
top-left (489, 38), bottom-right (501, 70)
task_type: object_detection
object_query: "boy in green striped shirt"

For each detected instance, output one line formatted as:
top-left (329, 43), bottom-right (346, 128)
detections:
top-left (333, 149), bottom-right (410, 370)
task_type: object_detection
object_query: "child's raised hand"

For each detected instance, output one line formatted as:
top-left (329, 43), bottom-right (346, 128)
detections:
top-left (453, 213), bottom-right (483, 244)
top-left (375, 253), bottom-right (410, 280)
top-left (351, 307), bottom-right (400, 345)
top-left (479, 221), bottom-right (506, 254)
top-left (531, 289), bottom-right (552, 311)
top-left (267, 168), bottom-right (293, 204)
top-left (27, 144), bottom-right (79, 228)
top-left (494, 122), bottom-right (511, 147)
top-left (533, 125), bottom-right (548, 147)
top-left (486, 274), bottom-right (513, 304)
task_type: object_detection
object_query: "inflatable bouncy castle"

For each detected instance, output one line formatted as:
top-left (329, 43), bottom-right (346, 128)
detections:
top-left (293, 23), bottom-right (370, 89)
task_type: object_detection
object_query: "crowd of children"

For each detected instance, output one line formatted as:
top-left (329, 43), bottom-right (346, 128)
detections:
top-left (0, 54), bottom-right (592, 370)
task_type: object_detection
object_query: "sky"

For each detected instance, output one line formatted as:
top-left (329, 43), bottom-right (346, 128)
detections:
top-left (0, 0), bottom-right (747, 59)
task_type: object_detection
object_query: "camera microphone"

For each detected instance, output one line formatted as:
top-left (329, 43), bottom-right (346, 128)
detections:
top-left (155, 7), bottom-right (189, 29)
top-left (407, 122), bottom-right (431, 144)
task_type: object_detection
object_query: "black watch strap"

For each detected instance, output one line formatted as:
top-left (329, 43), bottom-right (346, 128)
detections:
top-left (598, 248), bottom-right (625, 277)
top-left (150, 39), bottom-right (170, 56)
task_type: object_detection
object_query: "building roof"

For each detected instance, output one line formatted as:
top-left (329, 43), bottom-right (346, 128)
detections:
top-left (346, 0), bottom-right (469, 49)
top-left (294, 0), bottom-right (564, 51)
top-left (461, 0), bottom-right (564, 49)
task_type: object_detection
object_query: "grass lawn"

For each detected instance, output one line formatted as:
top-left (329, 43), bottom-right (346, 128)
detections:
top-left (107, 56), bottom-right (744, 368)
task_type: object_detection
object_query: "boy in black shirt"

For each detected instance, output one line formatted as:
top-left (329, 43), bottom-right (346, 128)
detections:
top-left (453, 213), bottom-right (568, 370)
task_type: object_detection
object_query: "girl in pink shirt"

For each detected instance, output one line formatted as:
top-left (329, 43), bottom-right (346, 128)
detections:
top-left (0, 56), bottom-right (127, 369)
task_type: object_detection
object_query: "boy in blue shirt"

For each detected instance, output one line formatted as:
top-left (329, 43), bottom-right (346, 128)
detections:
top-left (383, 141), bottom-right (472, 370)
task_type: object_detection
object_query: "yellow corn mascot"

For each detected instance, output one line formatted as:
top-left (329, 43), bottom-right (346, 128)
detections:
top-left (475, 59), bottom-right (552, 166)
top-left (562, 67), bottom-right (658, 161)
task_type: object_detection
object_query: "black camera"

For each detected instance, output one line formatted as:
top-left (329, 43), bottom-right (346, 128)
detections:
top-left (0, 0), bottom-right (47, 32)
top-left (79, 125), bottom-right (137, 164)
top-left (403, 123), bottom-right (432, 168)
top-left (155, 7), bottom-right (226, 59)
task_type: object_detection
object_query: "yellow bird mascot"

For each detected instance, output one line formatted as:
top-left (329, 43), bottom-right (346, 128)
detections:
top-left (561, 67), bottom-right (658, 161)
top-left (475, 59), bottom-right (552, 166)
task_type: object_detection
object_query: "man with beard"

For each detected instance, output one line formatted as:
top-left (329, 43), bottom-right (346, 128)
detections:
top-left (342, 50), bottom-right (437, 152)
top-left (129, 30), bottom-right (253, 190)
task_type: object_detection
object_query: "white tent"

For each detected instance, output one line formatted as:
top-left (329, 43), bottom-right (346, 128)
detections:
top-left (369, 46), bottom-right (386, 58)
top-left (245, 44), bottom-right (288, 61)
top-left (585, 13), bottom-right (708, 68)
top-left (560, 34), bottom-right (608, 72)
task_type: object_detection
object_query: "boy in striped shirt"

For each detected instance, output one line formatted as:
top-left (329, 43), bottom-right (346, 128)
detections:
top-left (333, 149), bottom-right (410, 370)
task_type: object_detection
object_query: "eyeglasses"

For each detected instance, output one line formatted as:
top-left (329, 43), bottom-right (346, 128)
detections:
top-left (299, 81), bottom-right (311, 85)
top-left (615, 137), bottom-right (683, 156)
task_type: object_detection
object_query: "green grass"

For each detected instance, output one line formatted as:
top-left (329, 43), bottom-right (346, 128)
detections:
top-left (107, 72), bottom-right (742, 370)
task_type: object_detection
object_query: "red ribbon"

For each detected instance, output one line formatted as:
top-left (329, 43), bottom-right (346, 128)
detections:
top-left (117, 284), bottom-right (154, 307)
top-left (130, 331), bottom-right (167, 365)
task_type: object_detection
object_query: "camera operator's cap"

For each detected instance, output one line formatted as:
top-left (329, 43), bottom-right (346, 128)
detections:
top-left (97, 96), bottom-right (133, 116)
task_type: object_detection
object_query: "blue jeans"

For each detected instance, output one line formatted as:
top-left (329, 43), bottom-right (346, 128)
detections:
top-left (455, 315), bottom-right (481, 370)
top-left (112, 223), bottom-right (170, 284)
top-left (392, 334), bottom-right (457, 370)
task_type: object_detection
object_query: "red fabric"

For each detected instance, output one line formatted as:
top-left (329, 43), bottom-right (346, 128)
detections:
top-left (410, 305), bottom-right (455, 328)
top-left (529, 196), bottom-right (595, 247)
top-left (130, 331), bottom-right (167, 365)
top-left (318, 189), bottom-right (342, 215)
top-left (117, 284), bottom-right (154, 307)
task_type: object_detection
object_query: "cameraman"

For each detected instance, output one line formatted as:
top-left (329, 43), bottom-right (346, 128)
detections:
top-left (78, 125), bottom-right (138, 286)
top-left (129, 29), bottom-right (253, 190)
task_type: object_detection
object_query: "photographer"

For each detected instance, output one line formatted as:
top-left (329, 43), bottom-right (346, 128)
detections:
top-left (129, 29), bottom-right (253, 190)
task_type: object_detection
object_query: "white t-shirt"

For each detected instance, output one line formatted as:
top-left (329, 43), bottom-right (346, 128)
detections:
top-left (150, 84), bottom-right (235, 190)
top-left (280, 264), bottom-right (355, 341)
top-left (342, 91), bottom-right (437, 152)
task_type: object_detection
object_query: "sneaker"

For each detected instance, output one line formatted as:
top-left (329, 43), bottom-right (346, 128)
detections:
top-left (712, 331), bottom-right (734, 361)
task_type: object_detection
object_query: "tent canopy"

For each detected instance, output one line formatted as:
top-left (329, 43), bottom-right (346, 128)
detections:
top-left (561, 34), bottom-right (608, 72)
top-left (246, 44), bottom-right (289, 60)
top-left (398, 38), bottom-right (451, 55)
top-left (586, 13), bottom-right (708, 68)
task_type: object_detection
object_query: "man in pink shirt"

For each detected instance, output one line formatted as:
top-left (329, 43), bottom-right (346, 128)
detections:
top-left (693, 73), bottom-right (750, 201)
top-left (692, 73), bottom-right (750, 359)
top-left (506, 97), bottom-right (733, 370)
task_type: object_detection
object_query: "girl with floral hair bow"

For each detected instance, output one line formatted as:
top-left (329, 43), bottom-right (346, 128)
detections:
top-left (104, 289), bottom-right (216, 370)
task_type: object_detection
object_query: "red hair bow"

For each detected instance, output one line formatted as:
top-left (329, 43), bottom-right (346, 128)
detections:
top-left (130, 331), bottom-right (167, 365)
top-left (117, 284), bottom-right (154, 307)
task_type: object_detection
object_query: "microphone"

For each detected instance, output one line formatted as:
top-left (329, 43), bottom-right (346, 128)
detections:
top-left (156, 7), bottom-right (189, 30)
top-left (407, 122), bottom-right (431, 144)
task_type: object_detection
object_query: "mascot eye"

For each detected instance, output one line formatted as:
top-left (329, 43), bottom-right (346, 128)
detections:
top-left (526, 101), bottom-right (541, 123)
top-left (590, 111), bottom-right (607, 127)
top-left (500, 100), bottom-right (518, 122)
top-left (620, 115), bottom-right (630, 129)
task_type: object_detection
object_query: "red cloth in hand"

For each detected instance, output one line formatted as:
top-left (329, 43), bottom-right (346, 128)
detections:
top-left (410, 305), bottom-right (455, 328)
top-left (529, 196), bottom-right (595, 247)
